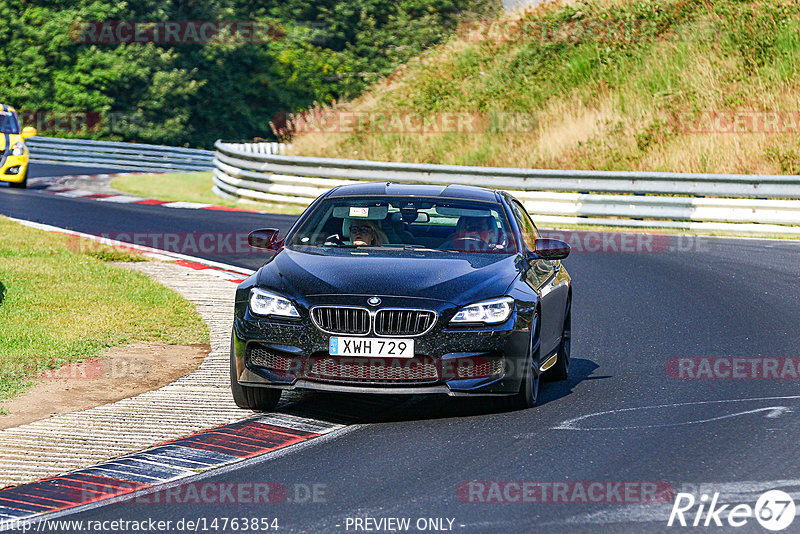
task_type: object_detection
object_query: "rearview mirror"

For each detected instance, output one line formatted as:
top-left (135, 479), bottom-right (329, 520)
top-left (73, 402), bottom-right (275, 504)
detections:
top-left (392, 211), bottom-right (430, 224)
top-left (248, 228), bottom-right (283, 250)
top-left (531, 238), bottom-right (570, 260)
top-left (21, 126), bottom-right (37, 138)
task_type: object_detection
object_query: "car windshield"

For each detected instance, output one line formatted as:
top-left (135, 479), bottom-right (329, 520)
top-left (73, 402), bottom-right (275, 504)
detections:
top-left (287, 196), bottom-right (517, 254)
top-left (0, 110), bottom-right (20, 134)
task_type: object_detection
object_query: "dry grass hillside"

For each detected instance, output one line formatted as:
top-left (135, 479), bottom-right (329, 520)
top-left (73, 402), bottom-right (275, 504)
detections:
top-left (287, 0), bottom-right (800, 175)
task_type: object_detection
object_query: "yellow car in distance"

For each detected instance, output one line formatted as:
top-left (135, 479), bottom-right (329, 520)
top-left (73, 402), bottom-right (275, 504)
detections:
top-left (1, 105), bottom-right (37, 188)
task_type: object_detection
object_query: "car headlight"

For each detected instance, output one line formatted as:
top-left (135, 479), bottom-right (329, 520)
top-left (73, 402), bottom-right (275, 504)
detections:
top-left (249, 288), bottom-right (300, 318)
top-left (11, 142), bottom-right (25, 156)
top-left (451, 296), bottom-right (514, 324)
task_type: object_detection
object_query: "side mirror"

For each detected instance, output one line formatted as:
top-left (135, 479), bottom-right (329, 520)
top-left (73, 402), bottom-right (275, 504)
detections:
top-left (21, 126), bottom-right (37, 139)
top-left (248, 228), bottom-right (283, 250)
top-left (531, 238), bottom-right (570, 260)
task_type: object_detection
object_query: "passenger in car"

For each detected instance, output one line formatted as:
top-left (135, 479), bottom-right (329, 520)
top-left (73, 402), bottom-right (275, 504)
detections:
top-left (345, 219), bottom-right (388, 246)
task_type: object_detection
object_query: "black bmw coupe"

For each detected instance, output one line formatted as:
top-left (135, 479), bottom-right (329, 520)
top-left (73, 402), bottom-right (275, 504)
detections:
top-left (231, 183), bottom-right (572, 411)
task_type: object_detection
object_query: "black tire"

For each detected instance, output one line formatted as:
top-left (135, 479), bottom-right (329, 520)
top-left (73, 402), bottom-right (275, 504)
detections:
top-left (230, 332), bottom-right (281, 411)
top-left (543, 296), bottom-right (571, 382)
top-left (8, 168), bottom-right (27, 189)
top-left (504, 312), bottom-right (541, 411)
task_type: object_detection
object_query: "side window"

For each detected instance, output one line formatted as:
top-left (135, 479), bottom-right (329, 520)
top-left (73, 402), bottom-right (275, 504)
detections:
top-left (509, 199), bottom-right (538, 251)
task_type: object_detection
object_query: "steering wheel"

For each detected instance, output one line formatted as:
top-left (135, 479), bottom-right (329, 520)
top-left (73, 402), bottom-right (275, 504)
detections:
top-left (323, 234), bottom-right (345, 246)
top-left (489, 232), bottom-right (509, 250)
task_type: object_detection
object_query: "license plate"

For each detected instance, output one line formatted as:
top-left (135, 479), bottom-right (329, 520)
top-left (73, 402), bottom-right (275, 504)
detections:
top-left (329, 337), bottom-right (415, 358)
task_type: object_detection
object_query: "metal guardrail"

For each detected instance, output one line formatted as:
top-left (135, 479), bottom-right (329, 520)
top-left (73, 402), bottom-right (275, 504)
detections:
top-left (213, 140), bottom-right (800, 235)
top-left (28, 136), bottom-right (215, 172)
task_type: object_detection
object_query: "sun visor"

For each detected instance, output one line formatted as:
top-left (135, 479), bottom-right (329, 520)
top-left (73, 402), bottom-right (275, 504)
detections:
top-left (434, 206), bottom-right (494, 217)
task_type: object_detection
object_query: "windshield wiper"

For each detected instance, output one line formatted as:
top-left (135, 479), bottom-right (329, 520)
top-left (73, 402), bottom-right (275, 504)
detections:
top-left (376, 244), bottom-right (444, 252)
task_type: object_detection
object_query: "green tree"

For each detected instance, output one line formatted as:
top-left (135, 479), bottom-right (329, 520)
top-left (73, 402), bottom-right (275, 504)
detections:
top-left (0, 0), bottom-right (499, 147)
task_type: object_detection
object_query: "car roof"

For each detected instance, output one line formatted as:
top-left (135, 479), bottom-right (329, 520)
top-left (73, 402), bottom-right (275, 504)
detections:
top-left (325, 182), bottom-right (501, 203)
top-left (0, 104), bottom-right (16, 113)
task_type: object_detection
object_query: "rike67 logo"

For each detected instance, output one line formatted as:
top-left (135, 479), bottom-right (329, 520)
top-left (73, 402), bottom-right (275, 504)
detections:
top-left (668, 490), bottom-right (796, 531)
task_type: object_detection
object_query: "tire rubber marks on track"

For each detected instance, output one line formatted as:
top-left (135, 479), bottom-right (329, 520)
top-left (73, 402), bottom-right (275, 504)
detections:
top-left (547, 395), bottom-right (800, 431)
top-left (0, 417), bottom-right (336, 527)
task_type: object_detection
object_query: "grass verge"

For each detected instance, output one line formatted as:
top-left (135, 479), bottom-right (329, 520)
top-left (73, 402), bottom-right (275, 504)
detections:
top-left (0, 216), bottom-right (209, 403)
top-left (111, 172), bottom-right (306, 215)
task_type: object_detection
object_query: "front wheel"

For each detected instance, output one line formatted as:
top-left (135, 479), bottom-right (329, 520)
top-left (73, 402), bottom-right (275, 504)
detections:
top-left (504, 313), bottom-right (540, 411)
top-left (230, 332), bottom-right (281, 411)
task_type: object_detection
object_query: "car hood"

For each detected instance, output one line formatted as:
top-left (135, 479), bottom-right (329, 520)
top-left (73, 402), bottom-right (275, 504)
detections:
top-left (256, 246), bottom-right (521, 304)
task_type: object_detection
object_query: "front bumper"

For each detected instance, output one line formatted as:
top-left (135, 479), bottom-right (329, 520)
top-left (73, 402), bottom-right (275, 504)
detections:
top-left (232, 296), bottom-right (533, 396)
top-left (0, 155), bottom-right (28, 183)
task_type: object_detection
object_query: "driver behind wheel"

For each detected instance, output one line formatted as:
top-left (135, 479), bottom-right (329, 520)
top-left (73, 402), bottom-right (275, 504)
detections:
top-left (343, 218), bottom-right (389, 246)
top-left (448, 216), bottom-right (499, 251)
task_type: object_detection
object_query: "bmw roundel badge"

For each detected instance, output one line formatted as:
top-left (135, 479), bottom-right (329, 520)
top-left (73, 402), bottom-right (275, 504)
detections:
top-left (367, 297), bottom-right (381, 306)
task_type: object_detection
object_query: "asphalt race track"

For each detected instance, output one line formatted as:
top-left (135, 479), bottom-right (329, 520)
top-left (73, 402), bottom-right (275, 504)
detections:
top-left (2, 163), bottom-right (800, 532)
